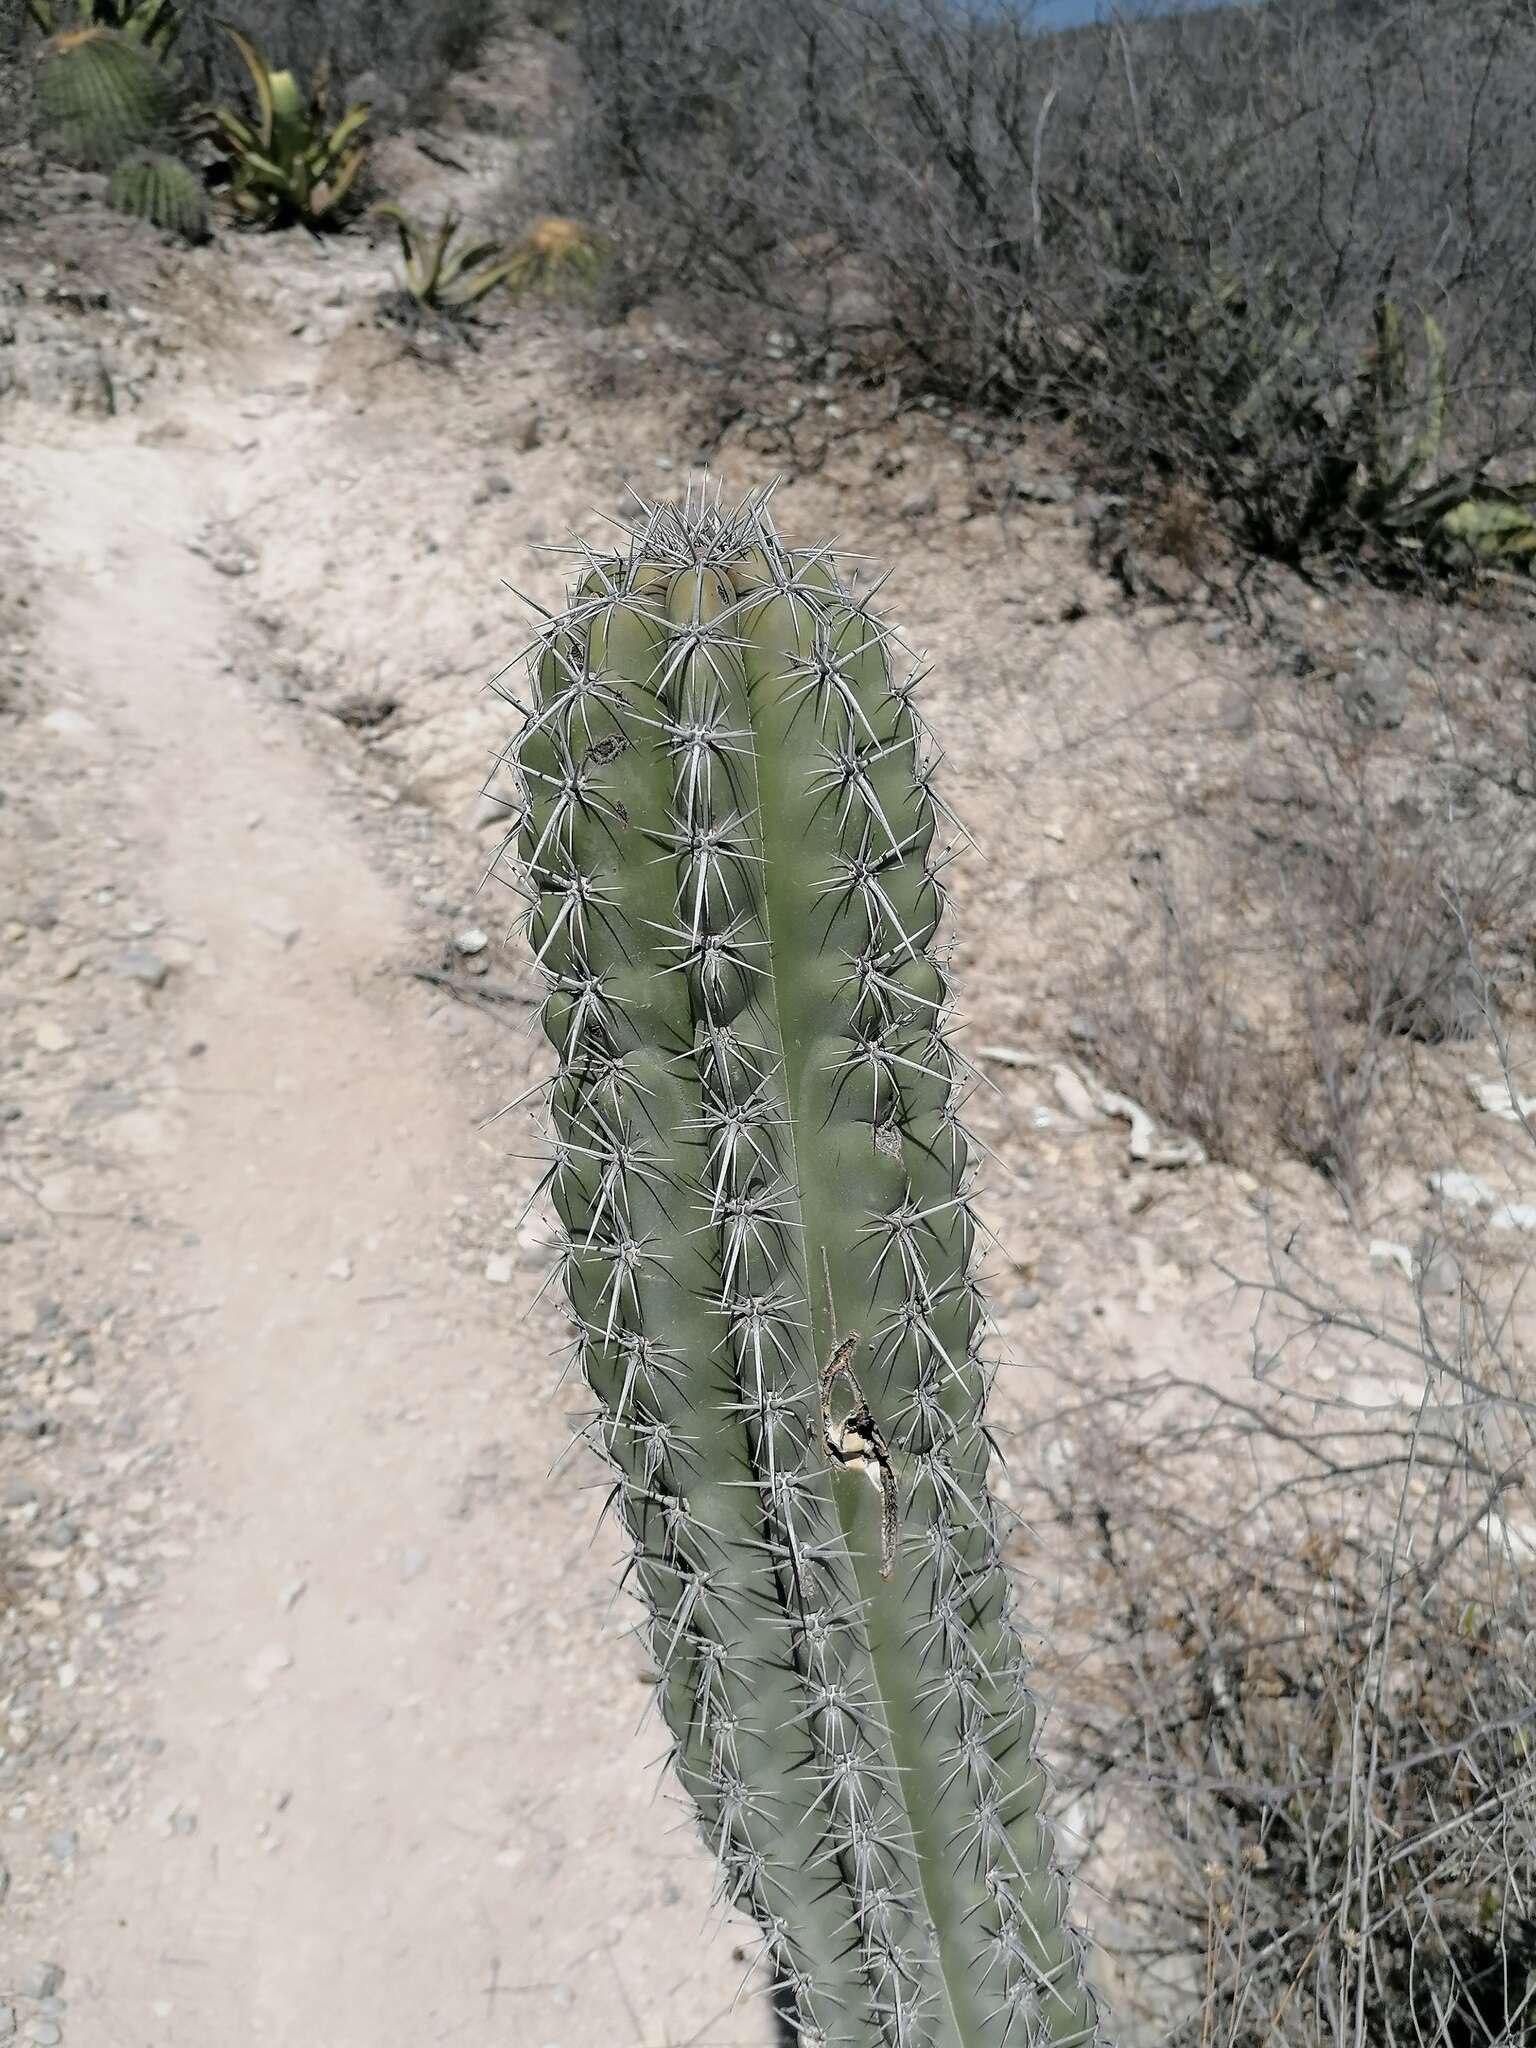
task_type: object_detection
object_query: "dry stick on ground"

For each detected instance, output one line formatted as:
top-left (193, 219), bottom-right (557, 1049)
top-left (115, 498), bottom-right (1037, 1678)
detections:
top-left (408, 966), bottom-right (539, 1006)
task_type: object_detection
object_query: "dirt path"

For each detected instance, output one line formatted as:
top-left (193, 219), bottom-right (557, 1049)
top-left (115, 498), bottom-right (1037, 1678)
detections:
top-left (2, 396), bottom-right (771, 2044)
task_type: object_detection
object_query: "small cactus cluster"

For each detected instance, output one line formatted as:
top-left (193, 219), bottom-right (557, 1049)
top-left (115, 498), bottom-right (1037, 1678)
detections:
top-left (496, 483), bottom-right (1101, 2048)
top-left (29, 15), bottom-right (210, 243)
top-left (108, 148), bottom-right (208, 239)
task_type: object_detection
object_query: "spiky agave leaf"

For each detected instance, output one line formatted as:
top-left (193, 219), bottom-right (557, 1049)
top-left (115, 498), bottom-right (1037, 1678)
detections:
top-left (108, 148), bottom-right (208, 239)
top-left (34, 25), bottom-right (172, 168)
top-left (1434, 492), bottom-right (1536, 568)
top-left (207, 20), bottom-right (370, 230)
top-left (374, 203), bottom-right (523, 312)
top-left (497, 482), bottom-right (1103, 2048)
top-left (1361, 297), bottom-right (1449, 523)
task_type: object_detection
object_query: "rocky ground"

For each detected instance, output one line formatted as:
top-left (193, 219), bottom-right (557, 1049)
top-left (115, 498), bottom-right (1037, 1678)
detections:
top-left (3, 14), bottom-right (1536, 2047)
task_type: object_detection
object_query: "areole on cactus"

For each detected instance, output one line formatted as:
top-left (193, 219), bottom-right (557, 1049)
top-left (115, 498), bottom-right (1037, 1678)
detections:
top-left (497, 482), bottom-right (1101, 2048)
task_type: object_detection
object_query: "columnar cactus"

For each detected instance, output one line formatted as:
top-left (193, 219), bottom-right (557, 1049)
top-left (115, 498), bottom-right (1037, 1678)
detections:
top-left (499, 483), bottom-right (1100, 2048)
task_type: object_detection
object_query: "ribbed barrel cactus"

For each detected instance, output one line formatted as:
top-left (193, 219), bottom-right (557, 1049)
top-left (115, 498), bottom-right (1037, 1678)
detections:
top-left (500, 484), bottom-right (1100, 2048)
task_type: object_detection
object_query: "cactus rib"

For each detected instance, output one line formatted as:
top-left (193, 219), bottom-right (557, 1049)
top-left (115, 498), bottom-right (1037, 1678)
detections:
top-left (503, 482), bottom-right (1100, 2048)
top-left (34, 24), bottom-right (172, 167)
top-left (109, 149), bottom-right (208, 239)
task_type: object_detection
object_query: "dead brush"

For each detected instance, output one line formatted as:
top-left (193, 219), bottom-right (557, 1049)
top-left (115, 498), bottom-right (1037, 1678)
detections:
top-left (1071, 846), bottom-right (1276, 1170)
top-left (1075, 622), bottom-right (1536, 1212)
top-left (1146, 481), bottom-right (1215, 575)
top-left (1017, 1258), bottom-right (1536, 2048)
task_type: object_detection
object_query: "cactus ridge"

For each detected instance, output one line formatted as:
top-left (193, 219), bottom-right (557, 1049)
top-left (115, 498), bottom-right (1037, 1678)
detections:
top-left (498, 480), bottom-right (1100, 2048)
top-left (34, 23), bottom-right (173, 167)
top-left (108, 148), bottom-right (208, 239)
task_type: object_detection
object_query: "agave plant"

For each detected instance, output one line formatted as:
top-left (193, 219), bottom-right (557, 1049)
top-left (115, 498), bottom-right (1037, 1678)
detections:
top-left (33, 24), bottom-right (173, 167)
top-left (1355, 297), bottom-right (1449, 531)
top-left (109, 147), bottom-right (208, 239)
top-left (1433, 492), bottom-right (1536, 570)
top-left (26, 0), bottom-right (181, 58)
top-left (1346, 299), bottom-right (1536, 571)
top-left (502, 214), bottom-right (605, 299)
top-left (375, 204), bottom-right (528, 314)
top-left (204, 22), bottom-right (370, 231)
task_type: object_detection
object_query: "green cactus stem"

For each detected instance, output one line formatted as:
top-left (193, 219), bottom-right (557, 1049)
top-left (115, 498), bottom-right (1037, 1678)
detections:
top-left (498, 482), bottom-right (1101, 2048)
top-left (34, 24), bottom-right (173, 168)
top-left (109, 149), bottom-right (208, 239)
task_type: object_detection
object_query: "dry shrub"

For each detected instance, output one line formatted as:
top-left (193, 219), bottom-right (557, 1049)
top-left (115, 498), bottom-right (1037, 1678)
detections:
top-left (547, 0), bottom-right (1536, 564)
top-left (1147, 484), bottom-right (1215, 577)
top-left (1078, 848), bottom-right (1277, 1171)
top-left (174, 0), bottom-right (497, 117)
top-left (1073, 621), bottom-right (1536, 1207)
top-left (1016, 1231), bottom-right (1536, 2047)
top-left (2, 0), bottom-right (497, 138)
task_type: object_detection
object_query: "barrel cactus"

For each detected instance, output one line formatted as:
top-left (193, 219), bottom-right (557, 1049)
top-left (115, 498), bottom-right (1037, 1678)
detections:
top-left (499, 484), bottom-right (1101, 2048)
top-left (33, 24), bottom-right (172, 167)
top-left (109, 149), bottom-right (208, 240)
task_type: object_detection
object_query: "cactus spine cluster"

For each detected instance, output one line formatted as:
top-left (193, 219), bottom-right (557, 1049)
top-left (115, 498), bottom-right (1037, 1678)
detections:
top-left (500, 484), bottom-right (1099, 2048)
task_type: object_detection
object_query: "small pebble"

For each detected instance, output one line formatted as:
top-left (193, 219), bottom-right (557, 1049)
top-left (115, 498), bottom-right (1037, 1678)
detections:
top-left (244, 1643), bottom-right (293, 1695)
top-left (473, 791), bottom-right (515, 830)
top-left (0, 2007), bottom-right (14, 2041)
top-left (454, 927), bottom-right (489, 956)
top-left (1419, 1248), bottom-right (1461, 1297)
top-left (484, 1253), bottom-right (514, 1286)
top-left (251, 909), bottom-right (301, 948)
top-left (399, 1547), bottom-right (429, 1583)
top-left (111, 946), bottom-right (169, 989)
top-left (325, 1256), bottom-right (353, 1282)
top-left (33, 1021), bottom-right (73, 1054)
top-left (45, 1830), bottom-right (78, 1863)
top-left (25, 2022), bottom-right (62, 2047)
top-left (18, 1967), bottom-right (62, 2001)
